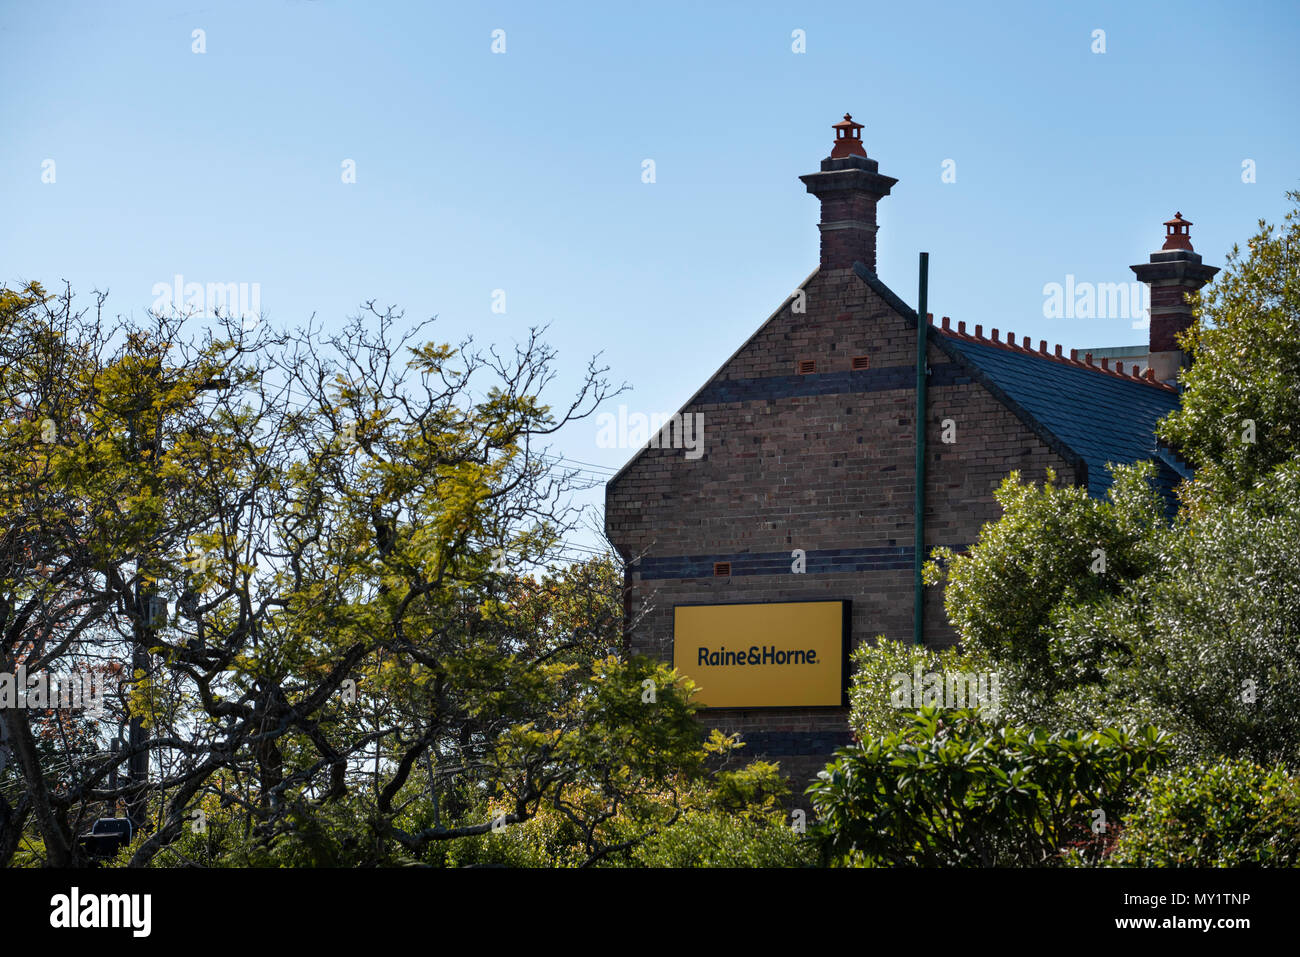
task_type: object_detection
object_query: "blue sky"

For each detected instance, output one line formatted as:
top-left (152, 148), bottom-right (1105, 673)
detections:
top-left (4, 0), bottom-right (1298, 557)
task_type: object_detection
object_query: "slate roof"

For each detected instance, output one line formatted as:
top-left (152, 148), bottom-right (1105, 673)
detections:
top-left (854, 264), bottom-right (1187, 512)
top-left (939, 335), bottom-right (1184, 503)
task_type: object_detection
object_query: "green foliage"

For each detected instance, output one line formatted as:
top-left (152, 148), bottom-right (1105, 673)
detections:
top-left (925, 464), bottom-right (1167, 726)
top-left (442, 797), bottom-right (587, 868)
top-left (930, 456), bottom-right (1300, 767)
top-left (1, 281), bottom-right (258, 865)
top-left (125, 652), bottom-right (802, 868)
top-left (1158, 192), bottom-right (1300, 509)
top-left (5, 285), bottom-right (803, 869)
top-left (705, 757), bottom-right (792, 823)
top-left (808, 709), bottom-right (1171, 867)
top-left (1092, 759), bottom-right (1300, 867)
top-left (628, 811), bottom-right (815, 868)
top-left (847, 636), bottom-right (996, 741)
top-left (445, 803), bottom-right (817, 869)
top-left (443, 744), bottom-right (815, 868)
top-left (1080, 462), bottom-right (1300, 766)
top-left (141, 783), bottom-right (258, 867)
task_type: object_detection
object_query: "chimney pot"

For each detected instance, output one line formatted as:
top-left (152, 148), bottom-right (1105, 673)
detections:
top-left (830, 113), bottom-right (868, 159)
top-left (1162, 212), bottom-right (1194, 252)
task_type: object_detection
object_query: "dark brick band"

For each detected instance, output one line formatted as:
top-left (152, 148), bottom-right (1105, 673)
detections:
top-left (730, 729), bottom-right (854, 757)
top-left (696, 362), bottom-right (970, 405)
top-left (636, 545), bottom-right (968, 581)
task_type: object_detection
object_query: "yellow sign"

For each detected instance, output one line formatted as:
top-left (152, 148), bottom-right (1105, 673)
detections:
top-left (673, 600), bottom-right (848, 708)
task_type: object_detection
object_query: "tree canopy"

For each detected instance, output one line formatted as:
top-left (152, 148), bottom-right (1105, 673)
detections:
top-left (0, 284), bottom-right (800, 868)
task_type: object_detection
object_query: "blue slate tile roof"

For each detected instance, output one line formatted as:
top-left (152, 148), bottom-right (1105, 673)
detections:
top-left (852, 264), bottom-right (1186, 512)
top-left (939, 336), bottom-right (1183, 503)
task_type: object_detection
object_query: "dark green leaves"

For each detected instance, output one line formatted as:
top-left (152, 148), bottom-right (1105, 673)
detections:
top-left (808, 709), bottom-right (1170, 867)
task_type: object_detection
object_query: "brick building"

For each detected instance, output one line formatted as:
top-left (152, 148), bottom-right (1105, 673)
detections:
top-left (604, 114), bottom-right (1216, 789)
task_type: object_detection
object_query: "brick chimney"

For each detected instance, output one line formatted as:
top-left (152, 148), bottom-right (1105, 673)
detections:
top-left (799, 114), bottom-right (898, 273)
top-left (1130, 213), bottom-right (1218, 384)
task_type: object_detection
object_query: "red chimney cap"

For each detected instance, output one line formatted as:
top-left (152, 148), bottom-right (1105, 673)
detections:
top-left (1162, 211), bottom-right (1194, 251)
top-left (830, 113), bottom-right (867, 159)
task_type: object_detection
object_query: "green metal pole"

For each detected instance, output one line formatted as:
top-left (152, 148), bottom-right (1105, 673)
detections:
top-left (913, 252), bottom-right (929, 646)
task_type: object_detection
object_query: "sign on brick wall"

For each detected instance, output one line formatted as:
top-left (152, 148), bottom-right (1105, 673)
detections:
top-left (672, 600), bottom-right (849, 708)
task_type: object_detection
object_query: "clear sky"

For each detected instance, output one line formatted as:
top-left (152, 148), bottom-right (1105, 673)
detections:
top-left (4, 0), bottom-right (1298, 557)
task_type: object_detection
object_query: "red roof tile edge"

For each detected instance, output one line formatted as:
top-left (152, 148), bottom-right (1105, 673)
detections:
top-left (928, 313), bottom-right (1175, 393)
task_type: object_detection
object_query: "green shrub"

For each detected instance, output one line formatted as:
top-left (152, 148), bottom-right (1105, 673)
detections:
top-left (809, 708), bottom-right (1170, 867)
top-left (1097, 758), bottom-right (1300, 867)
top-left (629, 811), bottom-right (815, 868)
top-left (443, 799), bottom-right (590, 868)
top-left (848, 636), bottom-right (998, 742)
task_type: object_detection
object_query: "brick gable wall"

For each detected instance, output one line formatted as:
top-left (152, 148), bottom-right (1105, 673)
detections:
top-left (605, 265), bottom-right (1077, 797)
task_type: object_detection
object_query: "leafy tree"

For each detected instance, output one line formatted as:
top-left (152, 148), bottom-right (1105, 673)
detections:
top-left (926, 461), bottom-right (1300, 765)
top-left (924, 463), bottom-right (1166, 727)
top-left (0, 281), bottom-right (259, 865)
top-left (1064, 461), bottom-right (1300, 766)
top-left (1158, 191), bottom-right (1300, 509)
top-left (3, 285), bottom-right (792, 869)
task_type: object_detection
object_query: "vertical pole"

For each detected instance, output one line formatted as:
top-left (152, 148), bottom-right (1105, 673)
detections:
top-left (913, 252), bottom-right (929, 646)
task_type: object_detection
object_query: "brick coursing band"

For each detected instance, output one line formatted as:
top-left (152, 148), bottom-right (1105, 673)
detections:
top-left (696, 363), bottom-right (972, 405)
top-left (637, 544), bottom-right (970, 581)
